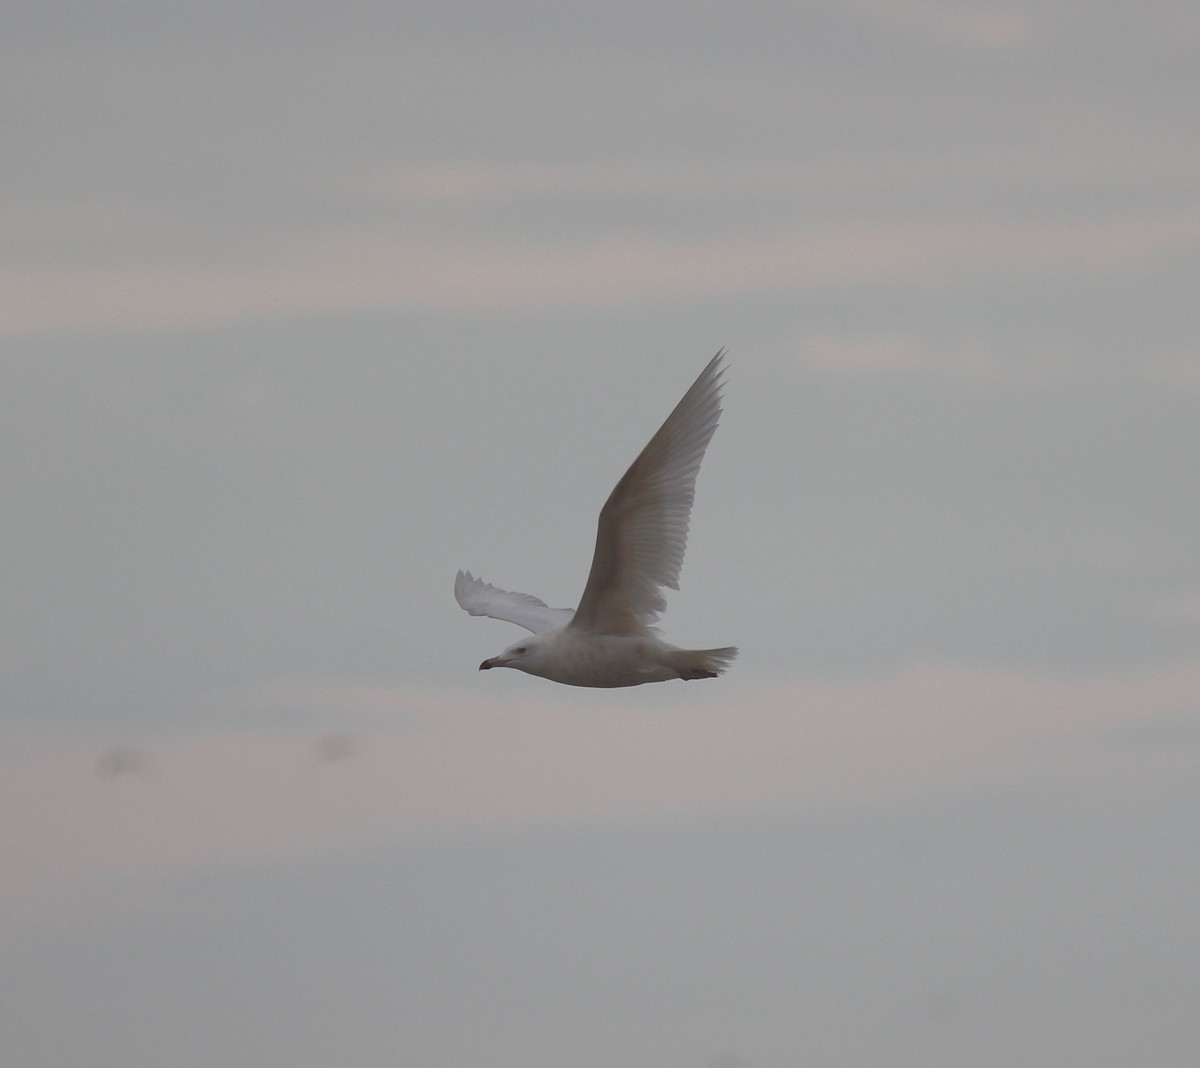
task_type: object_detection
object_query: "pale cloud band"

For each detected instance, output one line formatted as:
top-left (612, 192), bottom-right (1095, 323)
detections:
top-left (4, 657), bottom-right (1197, 910)
top-left (4, 204), bottom-right (1198, 339)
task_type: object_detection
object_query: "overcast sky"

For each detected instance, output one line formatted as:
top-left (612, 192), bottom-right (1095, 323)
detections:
top-left (4, 2), bottom-right (1200, 1066)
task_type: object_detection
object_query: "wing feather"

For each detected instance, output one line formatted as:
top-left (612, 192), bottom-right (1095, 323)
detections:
top-left (570, 349), bottom-right (727, 635)
top-left (454, 570), bottom-right (574, 634)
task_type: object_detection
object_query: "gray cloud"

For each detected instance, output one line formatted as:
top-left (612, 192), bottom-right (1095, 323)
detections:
top-left (3, 3), bottom-right (1199, 1064)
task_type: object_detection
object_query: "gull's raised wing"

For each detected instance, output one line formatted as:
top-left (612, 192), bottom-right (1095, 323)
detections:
top-left (570, 349), bottom-right (727, 636)
top-left (454, 570), bottom-right (575, 634)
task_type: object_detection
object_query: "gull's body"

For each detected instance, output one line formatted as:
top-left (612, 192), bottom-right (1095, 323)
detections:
top-left (455, 349), bottom-right (737, 688)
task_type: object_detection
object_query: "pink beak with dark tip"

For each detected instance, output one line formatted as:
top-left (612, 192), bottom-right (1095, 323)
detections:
top-left (479, 658), bottom-right (499, 670)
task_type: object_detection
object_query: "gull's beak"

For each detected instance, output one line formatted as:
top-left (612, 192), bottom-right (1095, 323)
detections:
top-left (479, 657), bottom-right (499, 670)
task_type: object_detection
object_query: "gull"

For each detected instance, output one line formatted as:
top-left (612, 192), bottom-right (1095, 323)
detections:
top-left (455, 349), bottom-right (737, 688)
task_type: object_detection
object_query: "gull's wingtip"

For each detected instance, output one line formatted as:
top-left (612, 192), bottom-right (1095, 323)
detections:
top-left (454, 569), bottom-right (477, 609)
top-left (703, 347), bottom-right (730, 391)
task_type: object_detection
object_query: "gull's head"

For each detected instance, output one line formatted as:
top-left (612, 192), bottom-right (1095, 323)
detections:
top-left (479, 635), bottom-right (547, 676)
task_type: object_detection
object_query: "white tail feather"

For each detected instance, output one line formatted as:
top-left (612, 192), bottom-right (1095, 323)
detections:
top-left (666, 645), bottom-right (739, 680)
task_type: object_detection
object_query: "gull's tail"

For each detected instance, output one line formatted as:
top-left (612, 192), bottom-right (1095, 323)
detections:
top-left (667, 645), bottom-right (739, 681)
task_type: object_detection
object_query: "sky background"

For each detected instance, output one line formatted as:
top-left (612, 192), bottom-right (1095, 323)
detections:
top-left (3, 2), bottom-right (1200, 1065)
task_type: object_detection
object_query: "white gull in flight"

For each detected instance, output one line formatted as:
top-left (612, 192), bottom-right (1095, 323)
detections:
top-left (455, 349), bottom-right (737, 688)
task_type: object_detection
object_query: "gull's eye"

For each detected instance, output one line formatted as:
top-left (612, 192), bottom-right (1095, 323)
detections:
top-left (515, 646), bottom-right (527, 655)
